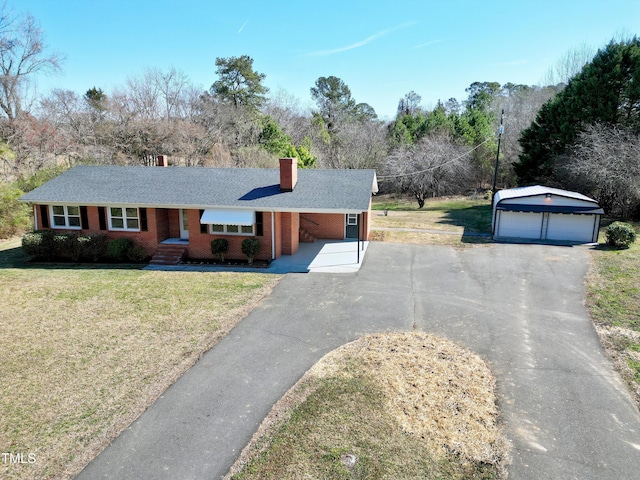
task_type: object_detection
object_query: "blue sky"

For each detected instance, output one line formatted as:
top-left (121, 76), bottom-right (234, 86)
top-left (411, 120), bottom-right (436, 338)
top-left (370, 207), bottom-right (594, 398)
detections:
top-left (18, 0), bottom-right (640, 119)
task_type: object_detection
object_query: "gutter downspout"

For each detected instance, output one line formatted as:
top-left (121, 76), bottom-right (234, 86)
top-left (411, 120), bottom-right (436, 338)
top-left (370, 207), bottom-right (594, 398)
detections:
top-left (33, 205), bottom-right (38, 231)
top-left (271, 211), bottom-right (275, 260)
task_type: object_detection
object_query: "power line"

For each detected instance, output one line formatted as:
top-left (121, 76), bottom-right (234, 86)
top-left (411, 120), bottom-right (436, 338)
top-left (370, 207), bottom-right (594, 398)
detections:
top-left (377, 137), bottom-right (492, 179)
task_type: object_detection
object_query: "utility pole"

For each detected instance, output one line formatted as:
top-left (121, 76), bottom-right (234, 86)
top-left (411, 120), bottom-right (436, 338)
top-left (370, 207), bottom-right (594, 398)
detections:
top-left (492, 109), bottom-right (504, 195)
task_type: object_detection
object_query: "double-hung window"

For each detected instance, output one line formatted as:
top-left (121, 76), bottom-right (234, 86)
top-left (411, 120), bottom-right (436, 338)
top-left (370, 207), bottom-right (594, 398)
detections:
top-left (51, 205), bottom-right (81, 229)
top-left (108, 207), bottom-right (140, 231)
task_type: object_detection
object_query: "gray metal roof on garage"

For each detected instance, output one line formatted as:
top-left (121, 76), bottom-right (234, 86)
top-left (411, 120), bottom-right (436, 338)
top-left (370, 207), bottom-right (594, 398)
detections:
top-left (19, 165), bottom-right (378, 213)
top-left (494, 185), bottom-right (599, 204)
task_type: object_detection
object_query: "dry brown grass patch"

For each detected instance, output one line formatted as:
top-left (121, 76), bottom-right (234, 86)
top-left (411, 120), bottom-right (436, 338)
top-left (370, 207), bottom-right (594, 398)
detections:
top-left (351, 333), bottom-right (505, 464)
top-left (229, 331), bottom-right (510, 479)
top-left (593, 325), bottom-right (640, 405)
top-left (371, 229), bottom-right (492, 246)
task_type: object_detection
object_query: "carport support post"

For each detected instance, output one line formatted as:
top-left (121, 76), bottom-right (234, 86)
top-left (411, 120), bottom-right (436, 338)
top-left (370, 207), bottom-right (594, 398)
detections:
top-left (357, 213), bottom-right (360, 264)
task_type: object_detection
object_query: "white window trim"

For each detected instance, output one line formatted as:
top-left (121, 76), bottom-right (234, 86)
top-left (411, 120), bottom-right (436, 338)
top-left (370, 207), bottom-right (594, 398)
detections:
top-left (209, 224), bottom-right (255, 236)
top-left (108, 206), bottom-right (140, 232)
top-left (346, 213), bottom-right (358, 226)
top-left (50, 205), bottom-right (82, 230)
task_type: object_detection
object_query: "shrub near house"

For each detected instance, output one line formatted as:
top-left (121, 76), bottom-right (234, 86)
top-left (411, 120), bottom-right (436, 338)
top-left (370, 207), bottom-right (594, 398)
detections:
top-left (211, 238), bottom-right (229, 262)
top-left (21, 230), bottom-right (147, 263)
top-left (241, 237), bottom-right (260, 264)
top-left (605, 222), bottom-right (637, 249)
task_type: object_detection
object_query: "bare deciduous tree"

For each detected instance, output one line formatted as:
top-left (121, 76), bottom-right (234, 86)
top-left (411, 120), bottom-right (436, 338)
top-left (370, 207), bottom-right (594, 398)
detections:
top-left (384, 134), bottom-right (472, 208)
top-left (155, 67), bottom-right (190, 120)
top-left (491, 84), bottom-right (560, 187)
top-left (125, 71), bottom-right (162, 120)
top-left (397, 91), bottom-right (422, 116)
top-left (37, 88), bottom-right (86, 161)
top-left (263, 87), bottom-right (310, 146)
top-left (320, 120), bottom-right (387, 170)
top-left (168, 118), bottom-right (216, 166)
top-left (557, 123), bottom-right (640, 220)
top-left (542, 43), bottom-right (595, 86)
top-left (0, 4), bottom-right (62, 120)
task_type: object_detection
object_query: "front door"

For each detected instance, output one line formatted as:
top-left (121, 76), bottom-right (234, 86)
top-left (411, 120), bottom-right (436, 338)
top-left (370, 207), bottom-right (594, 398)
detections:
top-left (179, 209), bottom-right (189, 240)
top-left (345, 213), bottom-right (359, 239)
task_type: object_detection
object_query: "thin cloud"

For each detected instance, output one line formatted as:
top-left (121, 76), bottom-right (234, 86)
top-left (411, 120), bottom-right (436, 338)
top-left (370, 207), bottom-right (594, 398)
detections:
top-left (414, 39), bottom-right (444, 49)
top-left (238, 19), bottom-right (250, 34)
top-left (306, 21), bottom-right (418, 56)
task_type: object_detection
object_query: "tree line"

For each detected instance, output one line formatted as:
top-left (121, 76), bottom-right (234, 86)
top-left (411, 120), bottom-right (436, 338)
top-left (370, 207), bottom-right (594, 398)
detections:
top-left (0, 2), bottom-right (639, 223)
top-left (516, 38), bottom-right (640, 219)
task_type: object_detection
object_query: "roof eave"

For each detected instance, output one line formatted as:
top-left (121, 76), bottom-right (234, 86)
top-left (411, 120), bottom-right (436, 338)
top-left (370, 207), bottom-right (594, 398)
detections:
top-left (18, 199), bottom-right (371, 214)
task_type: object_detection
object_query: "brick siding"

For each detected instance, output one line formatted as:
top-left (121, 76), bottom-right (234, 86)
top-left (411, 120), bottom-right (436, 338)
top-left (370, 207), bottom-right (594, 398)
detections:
top-left (273, 212), bottom-right (282, 258)
top-left (31, 203), bottom-right (372, 261)
top-left (34, 204), bottom-right (170, 256)
top-left (280, 211), bottom-right (299, 255)
top-left (186, 209), bottom-right (274, 261)
top-left (300, 204), bottom-right (372, 241)
top-left (300, 213), bottom-right (345, 239)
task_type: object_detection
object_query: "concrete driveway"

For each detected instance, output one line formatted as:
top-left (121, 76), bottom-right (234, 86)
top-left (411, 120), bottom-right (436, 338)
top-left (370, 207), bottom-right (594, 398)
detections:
top-left (77, 242), bottom-right (640, 480)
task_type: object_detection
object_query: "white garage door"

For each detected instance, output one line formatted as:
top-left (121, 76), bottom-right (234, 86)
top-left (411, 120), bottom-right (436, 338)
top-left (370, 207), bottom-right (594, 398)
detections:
top-left (497, 211), bottom-right (543, 239)
top-left (546, 214), bottom-right (596, 242)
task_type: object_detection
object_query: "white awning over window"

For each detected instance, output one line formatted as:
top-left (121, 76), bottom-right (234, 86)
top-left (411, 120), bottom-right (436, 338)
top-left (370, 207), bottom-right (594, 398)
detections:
top-left (200, 209), bottom-right (255, 225)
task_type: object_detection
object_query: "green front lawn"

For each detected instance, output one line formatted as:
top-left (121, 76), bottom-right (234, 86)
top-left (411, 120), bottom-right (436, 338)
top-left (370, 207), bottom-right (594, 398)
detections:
top-left (587, 223), bottom-right (640, 407)
top-left (370, 195), bottom-right (493, 246)
top-left (0, 239), bottom-right (281, 480)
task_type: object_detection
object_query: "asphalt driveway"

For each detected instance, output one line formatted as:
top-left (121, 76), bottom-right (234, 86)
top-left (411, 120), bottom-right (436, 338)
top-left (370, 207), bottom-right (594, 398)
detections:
top-left (76, 242), bottom-right (640, 479)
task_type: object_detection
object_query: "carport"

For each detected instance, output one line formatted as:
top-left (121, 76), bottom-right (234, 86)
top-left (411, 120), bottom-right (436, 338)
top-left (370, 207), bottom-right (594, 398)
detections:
top-left (492, 185), bottom-right (604, 243)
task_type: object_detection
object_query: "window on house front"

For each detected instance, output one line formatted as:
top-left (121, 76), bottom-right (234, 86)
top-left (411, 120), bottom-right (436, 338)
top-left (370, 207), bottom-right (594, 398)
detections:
top-left (108, 207), bottom-right (140, 231)
top-left (50, 205), bottom-right (81, 229)
top-left (209, 224), bottom-right (254, 235)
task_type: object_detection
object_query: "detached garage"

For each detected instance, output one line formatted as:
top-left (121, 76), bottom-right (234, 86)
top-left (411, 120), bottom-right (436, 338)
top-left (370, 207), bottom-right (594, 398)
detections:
top-left (492, 186), bottom-right (604, 243)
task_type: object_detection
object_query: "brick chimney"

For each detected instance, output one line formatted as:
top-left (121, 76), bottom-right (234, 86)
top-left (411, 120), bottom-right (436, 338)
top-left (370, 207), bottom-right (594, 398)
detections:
top-left (157, 155), bottom-right (168, 167)
top-left (279, 157), bottom-right (298, 192)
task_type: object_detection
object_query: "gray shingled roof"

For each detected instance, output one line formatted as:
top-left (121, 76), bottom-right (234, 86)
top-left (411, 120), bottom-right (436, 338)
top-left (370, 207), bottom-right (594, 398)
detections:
top-left (19, 165), bottom-right (377, 213)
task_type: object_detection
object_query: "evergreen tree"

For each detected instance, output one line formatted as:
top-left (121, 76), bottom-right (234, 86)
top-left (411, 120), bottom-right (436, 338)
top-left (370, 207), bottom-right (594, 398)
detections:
top-left (210, 55), bottom-right (268, 110)
top-left (515, 37), bottom-right (640, 184)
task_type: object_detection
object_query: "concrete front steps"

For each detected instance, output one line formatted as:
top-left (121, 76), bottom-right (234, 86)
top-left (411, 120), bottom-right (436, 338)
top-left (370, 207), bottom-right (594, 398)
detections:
top-left (150, 244), bottom-right (188, 266)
